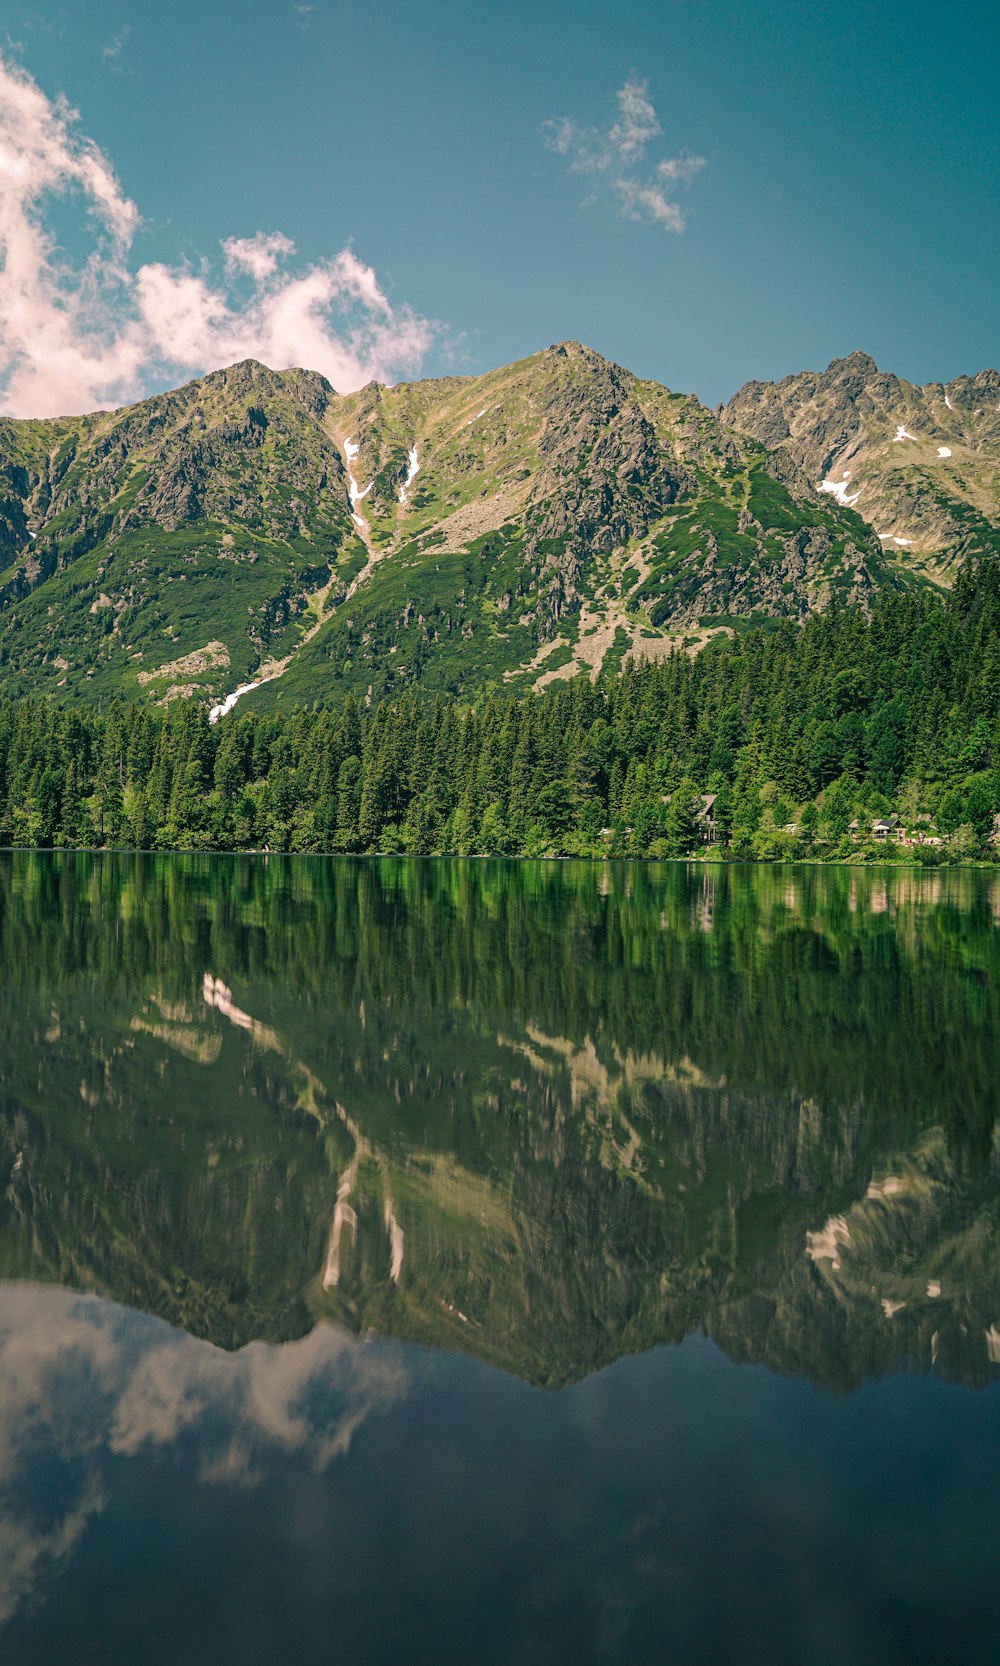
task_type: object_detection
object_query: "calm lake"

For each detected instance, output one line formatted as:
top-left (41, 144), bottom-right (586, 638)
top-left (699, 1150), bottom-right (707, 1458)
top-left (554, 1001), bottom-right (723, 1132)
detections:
top-left (1, 852), bottom-right (999, 1664)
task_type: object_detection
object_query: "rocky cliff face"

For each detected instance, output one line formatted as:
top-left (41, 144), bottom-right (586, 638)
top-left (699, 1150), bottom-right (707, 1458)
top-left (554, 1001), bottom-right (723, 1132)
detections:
top-left (0, 343), bottom-right (992, 711)
top-left (720, 350), bottom-right (1000, 580)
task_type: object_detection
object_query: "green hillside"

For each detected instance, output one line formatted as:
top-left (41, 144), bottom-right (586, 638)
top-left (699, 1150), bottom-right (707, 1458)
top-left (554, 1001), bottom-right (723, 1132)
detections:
top-left (2, 561), bottom-right (999, 862)
top-left (0, 344), bottom-right (942, 714)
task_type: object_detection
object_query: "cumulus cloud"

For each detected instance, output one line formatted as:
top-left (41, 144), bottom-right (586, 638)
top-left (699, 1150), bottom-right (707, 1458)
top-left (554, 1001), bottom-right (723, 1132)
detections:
top-left (223, 231), bottom-right (296, 281)
top-left (0, 53), bottom-right (433, 417)
top-left (542, 77), bottom-right (706, 233)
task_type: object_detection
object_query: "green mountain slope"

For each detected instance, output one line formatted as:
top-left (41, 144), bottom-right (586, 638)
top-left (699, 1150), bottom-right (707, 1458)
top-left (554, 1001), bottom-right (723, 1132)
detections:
top-left (0, 342), bottom-right (993, 714)
top-left (0, 361), bottom-right (364, 706)
top-left (257, 342), bottom-right (898, 713)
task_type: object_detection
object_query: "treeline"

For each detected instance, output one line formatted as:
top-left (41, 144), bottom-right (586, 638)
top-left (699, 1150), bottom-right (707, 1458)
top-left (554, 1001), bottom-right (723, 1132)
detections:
top-left (3, 559), bottom-right (1000, 861)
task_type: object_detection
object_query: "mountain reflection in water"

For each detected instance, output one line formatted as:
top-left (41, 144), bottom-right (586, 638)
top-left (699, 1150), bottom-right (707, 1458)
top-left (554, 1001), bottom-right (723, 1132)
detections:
top-left (1, 851), bottom-right (999, 1388)
top-left (1, 852), bottom-right (999, 1662)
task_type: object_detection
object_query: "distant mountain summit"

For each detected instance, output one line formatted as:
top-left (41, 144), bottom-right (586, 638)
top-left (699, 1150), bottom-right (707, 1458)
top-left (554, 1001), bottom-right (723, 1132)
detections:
top-left (720, 352), bottom-right (1000, 580)
top-left (0, 343), bottom-right (995, 713)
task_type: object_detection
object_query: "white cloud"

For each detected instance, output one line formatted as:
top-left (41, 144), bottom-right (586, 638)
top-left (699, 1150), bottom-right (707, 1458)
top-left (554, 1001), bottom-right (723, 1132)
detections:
top-left (223, 231), bottom-right (296, 281)
top-left (102, 24), bottom-right (131, 67)
top-left (542, 77), bottom-right (706, 233)
top-left (0, 53), bottom-right (434, 417)
top-left (608, 77), bottom-right (661, 163)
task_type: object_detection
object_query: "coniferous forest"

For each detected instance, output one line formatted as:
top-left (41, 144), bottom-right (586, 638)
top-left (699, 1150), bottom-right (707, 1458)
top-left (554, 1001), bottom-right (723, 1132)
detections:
top-left (3, 560), bottom-right (1000, 863)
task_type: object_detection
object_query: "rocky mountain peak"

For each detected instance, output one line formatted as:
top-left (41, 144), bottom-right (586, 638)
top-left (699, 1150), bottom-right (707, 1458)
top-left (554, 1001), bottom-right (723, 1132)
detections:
top-left (827, 349), bottom-right (880, 377)
top-left (721, 349), bottom-right (999, 578)
top-left (0, 342), bottom-right (995, 713)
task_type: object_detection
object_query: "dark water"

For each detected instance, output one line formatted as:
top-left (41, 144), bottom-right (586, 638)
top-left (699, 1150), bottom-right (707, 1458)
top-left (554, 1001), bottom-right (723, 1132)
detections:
top-left (1, 852), bottom-right (999, 1664)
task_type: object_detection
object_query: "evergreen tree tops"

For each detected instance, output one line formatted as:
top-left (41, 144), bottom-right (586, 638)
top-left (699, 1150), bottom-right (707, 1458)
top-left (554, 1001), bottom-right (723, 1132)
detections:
top-left (1, 560), bottom-right (999, 861)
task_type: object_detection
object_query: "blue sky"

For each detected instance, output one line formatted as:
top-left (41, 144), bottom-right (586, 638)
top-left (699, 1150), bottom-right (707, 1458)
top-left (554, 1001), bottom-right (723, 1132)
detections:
top-left (2, 0), bottom-right (997, 415)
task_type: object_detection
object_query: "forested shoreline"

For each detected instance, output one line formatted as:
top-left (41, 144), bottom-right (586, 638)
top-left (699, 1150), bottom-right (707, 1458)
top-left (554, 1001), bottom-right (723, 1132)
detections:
top-left (2, 560), bottom-right (1000, 863)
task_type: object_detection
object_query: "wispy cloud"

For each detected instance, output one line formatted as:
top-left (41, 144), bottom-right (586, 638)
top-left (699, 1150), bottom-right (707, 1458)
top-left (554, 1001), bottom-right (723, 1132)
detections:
top-left (295, 3), bottom-right (317, 28)
top-left (542, 78), bottom-right (706, 233)
top-left (102, 23), bottom-right (131, 68)
top-left (0, 53), bottom-right (434, 417)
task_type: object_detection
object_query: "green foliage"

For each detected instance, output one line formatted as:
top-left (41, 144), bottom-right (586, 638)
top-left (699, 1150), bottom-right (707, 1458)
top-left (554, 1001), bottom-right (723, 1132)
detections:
top-left (1, 557), bottom-right (999, 862)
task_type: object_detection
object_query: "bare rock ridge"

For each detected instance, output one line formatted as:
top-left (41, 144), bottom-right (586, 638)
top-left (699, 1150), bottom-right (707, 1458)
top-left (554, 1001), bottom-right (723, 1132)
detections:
top-left (0, 342), bottom-right (995, 713)
top-left (720, 350), bottom-right (1000, 579)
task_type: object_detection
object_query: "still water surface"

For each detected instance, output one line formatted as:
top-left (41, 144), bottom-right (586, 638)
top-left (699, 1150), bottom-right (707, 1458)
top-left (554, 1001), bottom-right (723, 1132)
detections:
top-left (0, 853), bottom-right (999, 1663)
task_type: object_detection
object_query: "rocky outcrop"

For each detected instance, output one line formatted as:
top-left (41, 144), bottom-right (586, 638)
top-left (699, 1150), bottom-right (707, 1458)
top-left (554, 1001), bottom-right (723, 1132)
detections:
top-left (721, 351), bottom-right (1000, 573)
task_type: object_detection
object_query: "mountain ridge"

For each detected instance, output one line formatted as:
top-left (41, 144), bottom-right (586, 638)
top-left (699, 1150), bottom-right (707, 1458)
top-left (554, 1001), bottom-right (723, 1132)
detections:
top-left (720, 347), bottom-right (1000, 579)
top-left (0, 342), bottom-right (994, 714)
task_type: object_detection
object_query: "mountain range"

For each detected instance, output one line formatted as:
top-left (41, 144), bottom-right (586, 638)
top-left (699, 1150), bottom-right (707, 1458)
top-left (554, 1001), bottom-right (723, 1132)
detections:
top-left (0, 343), bottom-right (996, 715)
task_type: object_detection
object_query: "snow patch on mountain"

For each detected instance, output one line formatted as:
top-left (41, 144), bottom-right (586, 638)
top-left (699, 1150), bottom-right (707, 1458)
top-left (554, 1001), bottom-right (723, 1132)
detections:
top-left (398, 444), bottom-right (420, 504)
top-left (343, 437), bottom-right (372, 530)
top-left (209, 681), bottom-right (263, 723)
top-left (818, 476), bottom-right (860, 508)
